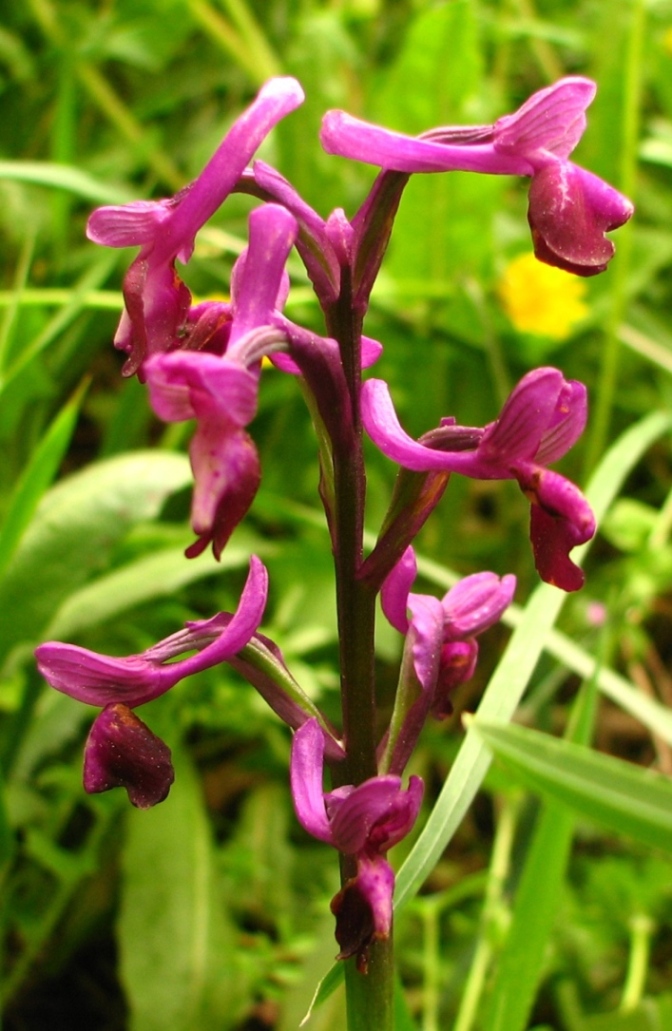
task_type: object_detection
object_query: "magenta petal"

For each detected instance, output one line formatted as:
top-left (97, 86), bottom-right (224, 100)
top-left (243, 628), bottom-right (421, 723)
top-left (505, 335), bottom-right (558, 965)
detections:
top-left (35, 644), bottom-right (159, 707)
top-left (83, 704), bottom-right (174, 808)
top-left (173, 556), bottom-right (268, 677)
top-left (381, 545), bottom-right (417, 633)
top-left (188, 428), bottom-right (261, 559)
top-left (528, 162), bottom-right (633, 276)
top-left (480, 367), bottom-right (564, 461)
top-left (320, 111), bottom-right (529, 175)
top-left (227, 204), bottom-right (298, 349)
top-left (362, 379), bottom-right (455, 471)
top-left (86, 199), bottom-right (173, 248)
top-left (493, 77), bottom-right (596, 160)
top-left (331, 855), bottom-right (395, 968)
top-left (406, 594), bottom-right (446, 693)
top-left (441, 572), bottom-right (516, 639)
top-left (156, 77), bottom-right (305, 262)
top-left (521, 468), bottom-right (596, 590)
top-left (290, 719), bottom-right (334, 844)
top-left (535, 379), bottom-right (587, 465)
top-left (327, 776), bottom-right (405, 854)
top-left (434, 640), bottom-right (479, 716)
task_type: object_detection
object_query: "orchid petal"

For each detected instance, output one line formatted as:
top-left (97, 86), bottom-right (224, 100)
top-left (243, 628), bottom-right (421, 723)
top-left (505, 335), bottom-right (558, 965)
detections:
top-left (83, 704), bottom-right (174, 808)
top-left (290, 719), bottom-right (334, 844)
top-left (493, 77), bottom-right (596, 161)
top-left (381, 545), bottom-right (417, 633)
top-left (441, 572), bottom-right (516, 639)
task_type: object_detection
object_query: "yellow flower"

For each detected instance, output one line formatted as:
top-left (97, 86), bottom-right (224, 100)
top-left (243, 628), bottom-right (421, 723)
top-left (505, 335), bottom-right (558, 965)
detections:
top-left (497, 251), bottom-right (589, 340)
top-left (663, 26), bottom-right (672, 56)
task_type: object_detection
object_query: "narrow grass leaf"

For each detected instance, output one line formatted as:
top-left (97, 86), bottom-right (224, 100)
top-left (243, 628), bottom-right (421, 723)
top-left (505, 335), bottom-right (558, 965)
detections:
top-left (0, 383), bottom-right (86, 583)
top-left (473, 721), bottom-right (672, 853)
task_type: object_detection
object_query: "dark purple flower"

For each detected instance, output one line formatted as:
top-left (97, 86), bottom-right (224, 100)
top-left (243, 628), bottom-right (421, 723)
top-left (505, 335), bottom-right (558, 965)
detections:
top-left (378, 547), bottom-right (515, 773)
top-left (35, 557), bottom-right (268, 805)
top-left (290, 718), bottom-right (423, 970)
top-left (86, 77), bottom-right (304, 375)
top-left (362, 367), bottom-right (595, 591)
top-left (321, 77), bottom-right (632, 275)
top-left (84, 703), bottom-right (174, 809)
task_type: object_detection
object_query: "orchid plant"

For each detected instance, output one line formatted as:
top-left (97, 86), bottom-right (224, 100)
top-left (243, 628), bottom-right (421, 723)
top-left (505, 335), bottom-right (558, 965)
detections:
top-left (34, 74), bottom-right (632, 1030)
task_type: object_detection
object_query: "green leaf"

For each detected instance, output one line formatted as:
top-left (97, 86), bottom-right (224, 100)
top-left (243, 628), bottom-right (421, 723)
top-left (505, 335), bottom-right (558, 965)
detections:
top-left (0, 160), bottom-right (133, 203)
top-left (0, 384), bottom-right (85, 583)
top-left (119, 742), bottom-right (245, 1031)
top-left (481, 682), bottom-right (598, 1031)
top-left (0, 451), bottom-right (191, 665)
top-left (472, 720), bottom-right (672, 854)
top-left (44, 535), bottom-right (257, 639)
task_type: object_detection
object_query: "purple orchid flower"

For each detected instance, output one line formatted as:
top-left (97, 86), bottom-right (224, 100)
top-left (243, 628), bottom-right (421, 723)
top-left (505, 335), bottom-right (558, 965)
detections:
top-left (362, 367), bottom-right (595, 592)
top-left (86, 77), bottom-right (304, 375)
top-left (35, 557), bottom-right (268, 807)
top-left (379, 547), bottom-right (515, 774)
top-left (144, 203), bottom-right (297, 558)
top-left (321, 77), bottom-right (633, 275)
top-left (290, 718), bottom-right (423, 971)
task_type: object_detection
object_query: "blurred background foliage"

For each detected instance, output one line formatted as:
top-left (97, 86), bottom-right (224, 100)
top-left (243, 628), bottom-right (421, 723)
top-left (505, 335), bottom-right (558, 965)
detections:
top-left (2, 0), bottom-right (672, 1028)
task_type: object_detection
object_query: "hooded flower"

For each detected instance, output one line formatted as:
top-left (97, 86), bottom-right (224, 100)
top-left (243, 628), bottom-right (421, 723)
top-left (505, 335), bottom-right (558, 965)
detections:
top-left (144, 204), bottom-right (298, 558)
top-left (290, 718), bottom-right (423, 971)
top-left (362, 367), bottom-right (595, 592)
top-left (35, 557), bottom-right (268, 806)
top-left (378, 547), bottom-right (515, 773)
top-left (86, 77), bottom-right (304, 375)
top-left (321, 77), bottom-right (632, 275)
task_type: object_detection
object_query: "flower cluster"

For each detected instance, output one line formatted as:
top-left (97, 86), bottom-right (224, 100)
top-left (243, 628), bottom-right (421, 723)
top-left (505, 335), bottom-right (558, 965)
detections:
top-left (35, 75), bottom-right (631, 965)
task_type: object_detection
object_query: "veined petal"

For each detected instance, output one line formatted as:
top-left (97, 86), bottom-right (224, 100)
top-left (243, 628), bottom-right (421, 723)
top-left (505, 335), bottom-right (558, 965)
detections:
top-left (155, 77), bottom-right (305, 263)
top-left (171, 556), bottom-right (268, 674)
top-left (535, 379), bottom-right (587, 465)
top-left (480, 367), bottom-right (564, 462)
top-left (441, 572), bottom-right (516, 639)
top-left (145, 351), bottom-right (259, 427)
top-left (35, 643), bottom-right (160, 707)
top-left (327, 776), bottom-right (406, 854)
top-left (493, 77), bottom-right (596, 161)
top-left (290, 718), bottom-right (334, 844)
top-left (528, 162), bottom-right (633, 276)
top-left (188, 427), bottom-right (260, 559)
top-left (406, 594), bottom-right (446, 694)
top-left (86, 199), bottom-right (173, 248)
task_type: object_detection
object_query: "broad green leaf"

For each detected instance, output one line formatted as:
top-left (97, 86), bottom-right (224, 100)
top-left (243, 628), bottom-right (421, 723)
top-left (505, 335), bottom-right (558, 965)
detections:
top-left (0, 384), bottom-right (85, 582)
top-left (0, 451), bottom-right (191, 664)
top-left (45, 535), bottom-right (260, 639)
top-left (473, 720), bottom-right (672, 853)
top-left (119, 741), bottom-right (245, 1031)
